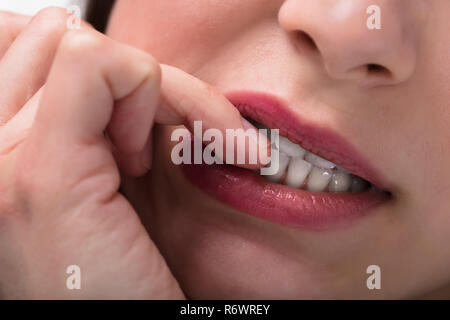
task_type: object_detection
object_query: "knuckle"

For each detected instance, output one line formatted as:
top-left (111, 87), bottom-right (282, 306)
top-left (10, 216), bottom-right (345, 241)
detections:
top-left (31, 6), bottom-right (70, 35)
top-left (145, 54), bottom-right (162, 83)
top-left (200, 80), bottom-right (222, 99)
top-left (59, 29), bottom-right (105, 58)
top-left (124, 47), bottom-right (161, 85)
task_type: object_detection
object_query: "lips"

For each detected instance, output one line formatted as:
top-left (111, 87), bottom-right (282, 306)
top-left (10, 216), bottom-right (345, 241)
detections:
top-left (180, 91), bottom-right (391, 230)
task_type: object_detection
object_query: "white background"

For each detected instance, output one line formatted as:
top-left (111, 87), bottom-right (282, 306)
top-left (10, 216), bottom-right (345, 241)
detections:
top-left (0, 0), bottom-right (88, 17)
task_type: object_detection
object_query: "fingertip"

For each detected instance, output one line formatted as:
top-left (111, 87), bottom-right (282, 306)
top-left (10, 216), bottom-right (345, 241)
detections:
top-left (240, 117), bottom-right (272, 168)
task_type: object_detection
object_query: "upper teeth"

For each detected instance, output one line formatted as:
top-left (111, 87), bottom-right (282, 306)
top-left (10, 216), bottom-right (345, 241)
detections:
top-left (276, 136), bottom-right (306, 158)
top-left (261, 129), bottom-right (369, 193)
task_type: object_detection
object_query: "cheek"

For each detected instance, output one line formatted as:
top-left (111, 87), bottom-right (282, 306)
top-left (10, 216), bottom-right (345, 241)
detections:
top-left (107, 0), bottom-right (278, 69)
top-left (107, 0), bottom-right (230, 66)
top-left (419, 42), bottom-right (450, 183)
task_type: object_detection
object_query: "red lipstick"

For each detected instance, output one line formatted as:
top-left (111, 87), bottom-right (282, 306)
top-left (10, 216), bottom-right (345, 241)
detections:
top-left (181, 91), bottom-right (391, 230)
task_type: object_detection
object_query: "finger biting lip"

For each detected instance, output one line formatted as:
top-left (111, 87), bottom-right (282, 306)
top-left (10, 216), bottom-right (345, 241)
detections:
top-left (180, 90), bottom-right (392, 231)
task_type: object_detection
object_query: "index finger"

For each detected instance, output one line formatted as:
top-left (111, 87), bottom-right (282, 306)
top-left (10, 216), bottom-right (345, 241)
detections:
top-left (157, 64), bottom-right (271, 169)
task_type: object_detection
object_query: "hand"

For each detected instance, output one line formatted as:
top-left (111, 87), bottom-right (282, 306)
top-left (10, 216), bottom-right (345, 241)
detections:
top-left (0, 7), bottom-right (263, 299)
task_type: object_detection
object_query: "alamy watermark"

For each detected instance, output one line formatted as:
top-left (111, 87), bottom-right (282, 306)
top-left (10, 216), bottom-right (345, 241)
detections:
top-left (170, 121), bottom-right (281, 175)
top-left (66, 264), bottom-right (81, 290)
top-left (366, 265), bottom-right (381, 290)
top-left (66, 5), bottom-right (82, 30)
top-left (367, 5), bottom-right (381, 30)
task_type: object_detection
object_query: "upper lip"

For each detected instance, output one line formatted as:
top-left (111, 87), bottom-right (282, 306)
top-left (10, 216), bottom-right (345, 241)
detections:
top-left (225, 90), bottom-right (390, 191)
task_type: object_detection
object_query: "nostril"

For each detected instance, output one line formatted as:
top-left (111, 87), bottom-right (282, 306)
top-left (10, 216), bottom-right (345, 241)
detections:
top-left (296, 31), bottom-right (317, 50)
top-left (367, 63), bottom-right (391, 78)
top-left (341, 63), bottom-right (394, 86)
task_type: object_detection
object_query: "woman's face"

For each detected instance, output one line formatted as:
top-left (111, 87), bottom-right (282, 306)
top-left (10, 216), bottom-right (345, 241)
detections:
top-left (107, 0), bottom-right (450, 298)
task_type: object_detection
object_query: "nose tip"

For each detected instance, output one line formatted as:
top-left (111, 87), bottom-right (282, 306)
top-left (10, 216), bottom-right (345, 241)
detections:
top-left (279, 0), bottom-right (419, 87)
top-left (319, 24), bottom-right (418, 87)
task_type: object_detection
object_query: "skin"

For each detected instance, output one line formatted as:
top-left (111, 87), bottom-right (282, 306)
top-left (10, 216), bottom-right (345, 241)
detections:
top-left (0, 7), bottom-right (264, 299)
top-left (0, 0), bottom-right (449, 299)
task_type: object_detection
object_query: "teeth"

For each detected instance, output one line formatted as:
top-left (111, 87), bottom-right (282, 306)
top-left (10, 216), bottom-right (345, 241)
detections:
top-left (336, 165), bottom-right (351, 174)
top-left (350, 176), bottom-right (370, 192)
top-left (265, 151), bottom-right (290, 183)
top-left (285, 157), bottom-right (313, 188)
top-left (276, 136), bottom-right (307, 158)
top-left (249, 119), bottom-right (372, 193)
top-left (307, 167), bottom-right (333, 192)
top-left (328, 172), bottom-right (352, 192)
top-left (304, 152), bottom-right (336, 169)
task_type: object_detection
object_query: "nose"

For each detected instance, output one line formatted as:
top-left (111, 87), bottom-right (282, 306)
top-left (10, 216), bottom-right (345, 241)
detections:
top-left (279, 0), bottom-right (421, 86)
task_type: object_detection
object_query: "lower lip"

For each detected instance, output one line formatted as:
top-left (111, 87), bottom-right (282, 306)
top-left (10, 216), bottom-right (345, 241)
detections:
top-left (181, 163), bottom-right (389, 231)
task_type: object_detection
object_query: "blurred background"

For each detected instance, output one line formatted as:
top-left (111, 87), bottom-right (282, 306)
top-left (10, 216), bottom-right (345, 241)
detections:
top-left (0, 0), bottom-right (115, 32)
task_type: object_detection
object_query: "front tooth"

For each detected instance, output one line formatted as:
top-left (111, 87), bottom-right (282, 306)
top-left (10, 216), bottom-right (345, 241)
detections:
top-left (265, 152), bottom-right (290, 183)
top-left (328, 172), bottom-right (352, 192)
top-left (285, 157), bottom-right (313, 188)
top-left (304, 152), bottom-right (336, 169)
top-left (307, 167), bottom-right (332, 192)
top-left (276, 136), bottom-right (306, 158)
